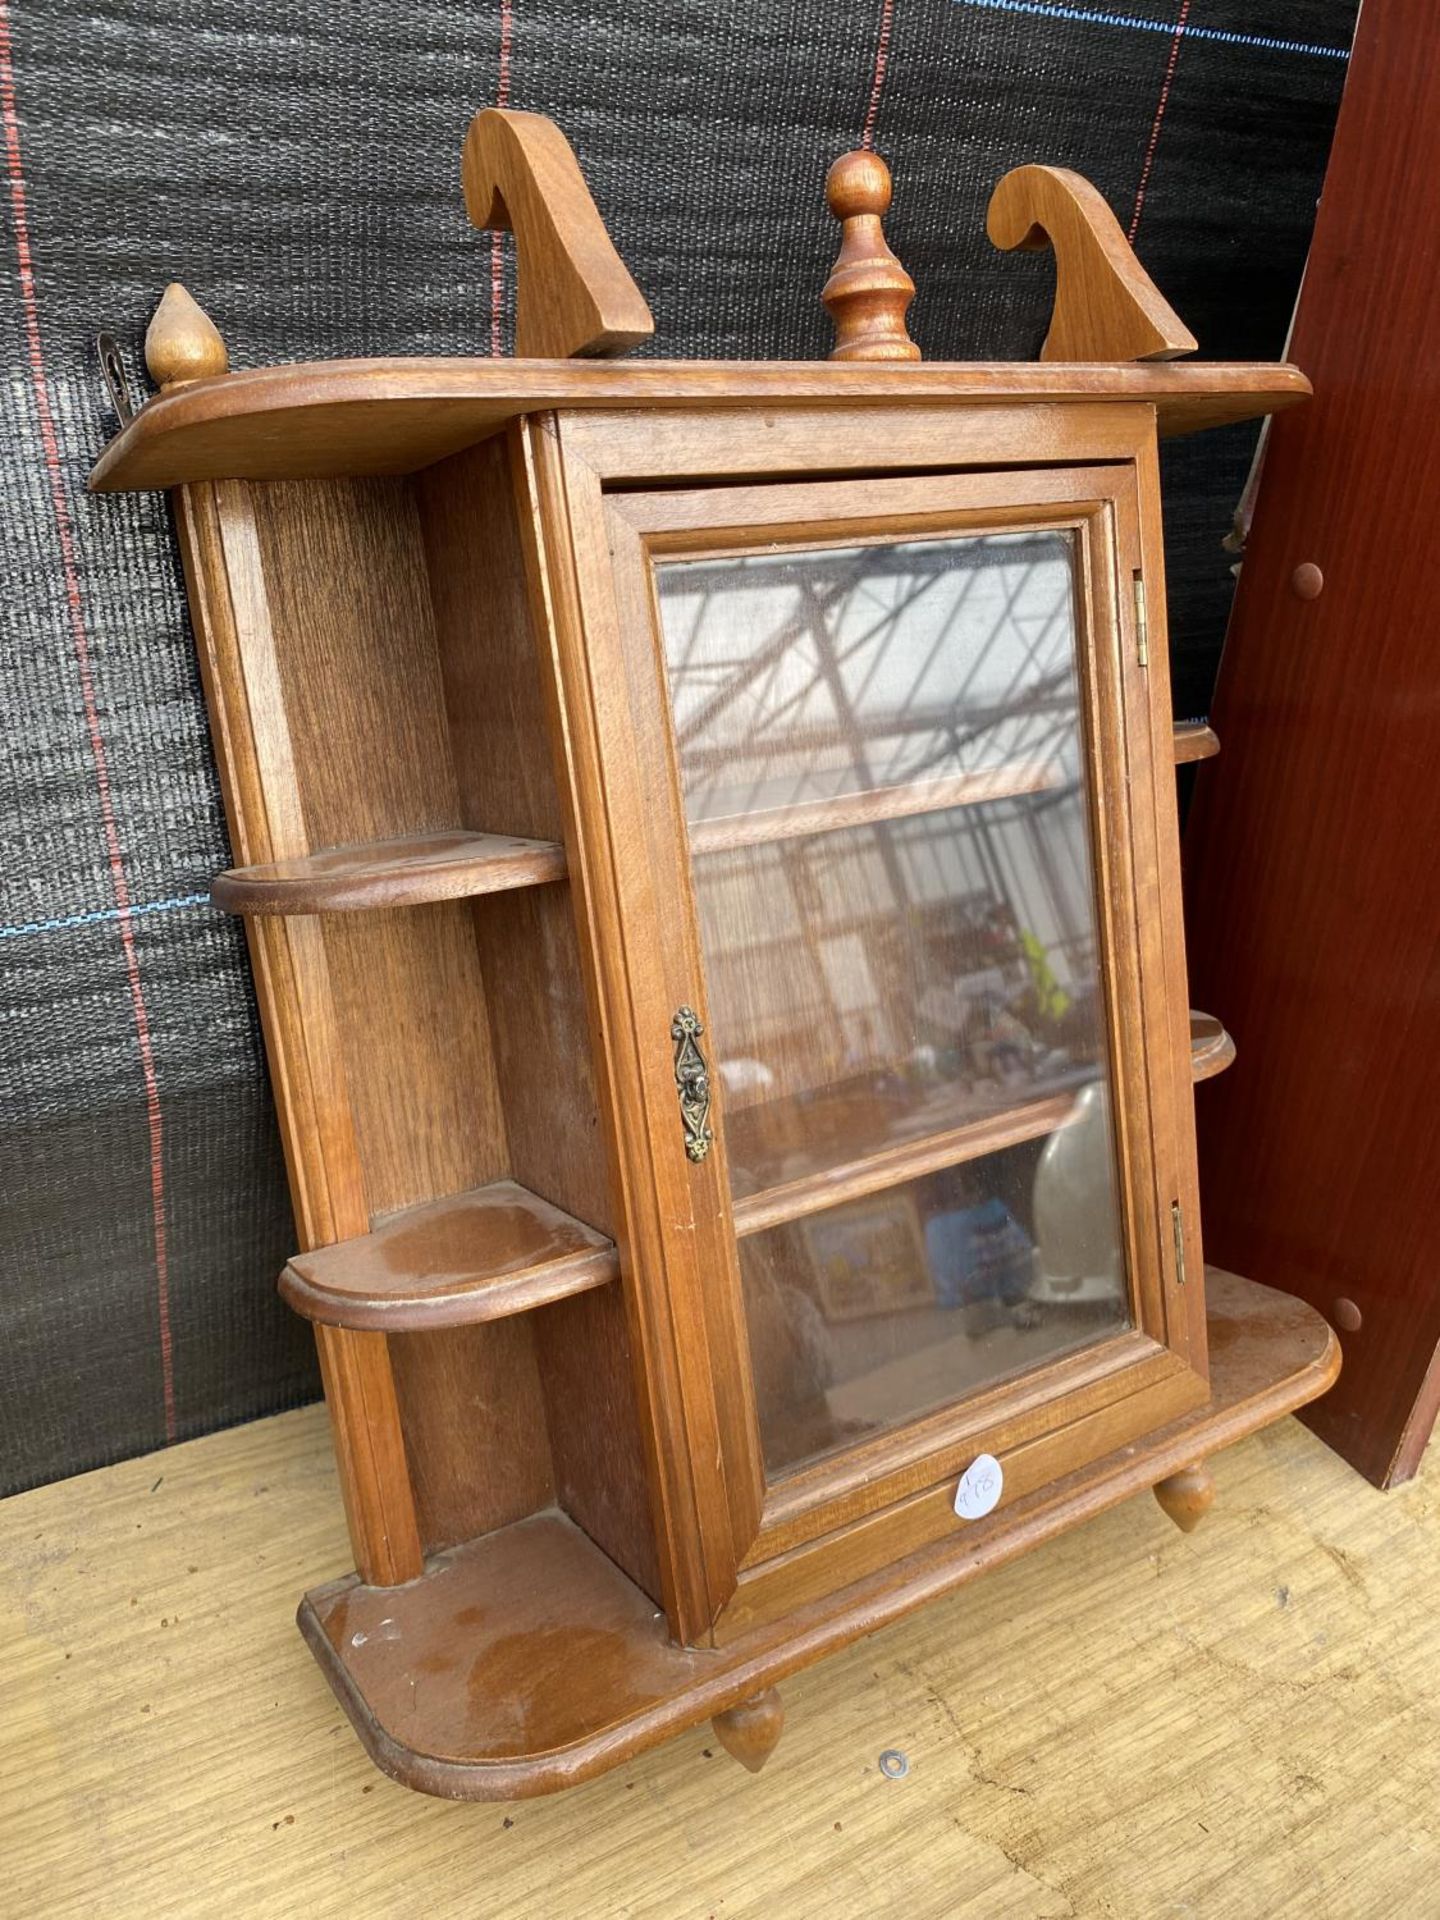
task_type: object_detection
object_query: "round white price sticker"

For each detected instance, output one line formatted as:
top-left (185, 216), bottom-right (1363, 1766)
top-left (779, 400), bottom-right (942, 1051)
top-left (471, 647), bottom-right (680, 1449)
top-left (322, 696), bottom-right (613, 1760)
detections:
top-left (953, 1453), bottom-right (1004, 1521)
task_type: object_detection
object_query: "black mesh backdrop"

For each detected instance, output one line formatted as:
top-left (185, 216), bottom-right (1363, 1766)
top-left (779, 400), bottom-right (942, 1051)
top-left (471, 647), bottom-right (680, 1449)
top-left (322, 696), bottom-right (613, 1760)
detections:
top-left (0, 1), bottom-right (1354, 1492)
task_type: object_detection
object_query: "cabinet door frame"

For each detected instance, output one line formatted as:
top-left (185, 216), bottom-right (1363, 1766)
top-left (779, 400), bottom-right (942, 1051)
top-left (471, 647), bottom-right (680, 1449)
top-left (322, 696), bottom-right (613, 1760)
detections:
top-left (520, 405), bottom-right (1205, 1645)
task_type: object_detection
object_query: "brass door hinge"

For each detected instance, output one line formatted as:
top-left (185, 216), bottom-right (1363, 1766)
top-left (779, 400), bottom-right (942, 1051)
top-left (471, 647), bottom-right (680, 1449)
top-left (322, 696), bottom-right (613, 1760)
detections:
top-left (1171, 1199), bottom-right (1187, 1287)
top-left (1134, 573), bottom-right (1149, 668)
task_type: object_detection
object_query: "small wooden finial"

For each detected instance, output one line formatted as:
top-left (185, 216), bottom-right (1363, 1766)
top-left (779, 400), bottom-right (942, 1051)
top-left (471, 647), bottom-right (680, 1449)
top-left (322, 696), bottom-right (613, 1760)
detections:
top-left (144, 283), bottom-right (229, 391)
top-left (987, 165), bottom-right (1197, 363)
top-left (711, 1687), bottom-right (786, 1774)
top-left (1153, 1461), bottom-right (1216, 1534)
top-left (821, 150), bottom-right (920, 363)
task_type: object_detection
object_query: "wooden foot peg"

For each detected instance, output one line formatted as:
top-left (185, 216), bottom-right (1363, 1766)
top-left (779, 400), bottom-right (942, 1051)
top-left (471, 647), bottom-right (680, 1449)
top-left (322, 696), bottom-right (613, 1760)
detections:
top-left (711, 1687), bottom-right (785, 1774)
top-left (1154, 1462), bottom-right (1216, 1534)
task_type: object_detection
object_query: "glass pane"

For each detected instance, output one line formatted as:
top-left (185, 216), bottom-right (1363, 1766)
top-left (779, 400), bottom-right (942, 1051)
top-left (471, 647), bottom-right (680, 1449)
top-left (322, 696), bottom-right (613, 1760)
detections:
top-left (654, 531), bottom-right (1129, 1479)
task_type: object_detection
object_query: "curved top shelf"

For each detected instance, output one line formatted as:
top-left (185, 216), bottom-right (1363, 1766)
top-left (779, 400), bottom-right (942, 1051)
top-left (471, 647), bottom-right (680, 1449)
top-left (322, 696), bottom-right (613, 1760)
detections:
top-left (89, 357), bottom-right (1311, 493)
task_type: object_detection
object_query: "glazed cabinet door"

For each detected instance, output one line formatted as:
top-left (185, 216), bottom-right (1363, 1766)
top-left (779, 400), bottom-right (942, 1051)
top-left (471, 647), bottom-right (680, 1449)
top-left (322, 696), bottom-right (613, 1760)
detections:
top-left (525, 419), bottom-right (1204, 1644)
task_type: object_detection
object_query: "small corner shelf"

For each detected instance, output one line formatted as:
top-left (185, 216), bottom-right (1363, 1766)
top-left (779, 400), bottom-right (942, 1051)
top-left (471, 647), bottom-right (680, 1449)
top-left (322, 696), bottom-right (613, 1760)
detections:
top-left (1189, 1009), bottom-right (1236, 1082)
top-left (211, 828), bottom-right (567, 916)
top-left (212, 726), bottom-right (1206, 920)
top-left (1173, 721), bottom-right (1220, 765)
top-left (280, 1179), bottom-right (619, 1332)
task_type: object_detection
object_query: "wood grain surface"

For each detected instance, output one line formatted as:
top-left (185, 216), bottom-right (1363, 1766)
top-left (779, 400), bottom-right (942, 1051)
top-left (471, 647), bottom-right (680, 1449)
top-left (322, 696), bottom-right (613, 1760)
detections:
top-left (460, 109), bottom-right (654, 359)
top-left (280, 1179), bottom-right (619, 1331)
top-left (4, 1298), bottom-right (1400, 1916)
top-left (1184, 0), bottom-right (1440, 1489)
top-left (88, 358), bottom-right (1311, 491)
top-left (1172, 719), bottom-right (1219, 764)
top-left (212, 828), bottom-right (567, 914)
top-left (292, 1270), bottom-right (1334, 1799)
top-left (987, 165), bottom-right (1197, 363)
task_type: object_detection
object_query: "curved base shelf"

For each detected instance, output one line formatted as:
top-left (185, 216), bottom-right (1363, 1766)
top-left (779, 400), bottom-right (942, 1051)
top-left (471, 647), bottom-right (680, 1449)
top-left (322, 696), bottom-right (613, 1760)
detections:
top-left (299, 1269), bottom-right (1339, 1800)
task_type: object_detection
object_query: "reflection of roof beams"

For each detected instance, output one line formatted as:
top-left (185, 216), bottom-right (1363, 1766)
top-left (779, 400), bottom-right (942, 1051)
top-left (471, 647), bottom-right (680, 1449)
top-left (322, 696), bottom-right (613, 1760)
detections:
top-left (677, 688), bottom-right (1077, 773)
top-left (664, 534), bottom-right (1066, 591)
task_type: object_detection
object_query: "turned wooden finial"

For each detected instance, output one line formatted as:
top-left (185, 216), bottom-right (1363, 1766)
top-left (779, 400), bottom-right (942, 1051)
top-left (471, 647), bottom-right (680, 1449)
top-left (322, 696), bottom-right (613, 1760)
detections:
top-left (821, 150), bottom-right (920, 363)
top-left (987, 165), bottom-right (1197, 363)
top-left (711, 1687), bottom-right (786, 1774)
top-left (145, 283), bottom-right (229, 390)
top-left (1153, 1462), bottom-right (1216, 1534)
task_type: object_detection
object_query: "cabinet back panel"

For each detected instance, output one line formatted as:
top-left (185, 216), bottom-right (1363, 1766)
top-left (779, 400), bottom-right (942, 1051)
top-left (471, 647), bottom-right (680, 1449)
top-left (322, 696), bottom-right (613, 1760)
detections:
top-left (417, 437), bottom-right (660, 1595)
top-left (389, 1320), bottom-right (555, 1555)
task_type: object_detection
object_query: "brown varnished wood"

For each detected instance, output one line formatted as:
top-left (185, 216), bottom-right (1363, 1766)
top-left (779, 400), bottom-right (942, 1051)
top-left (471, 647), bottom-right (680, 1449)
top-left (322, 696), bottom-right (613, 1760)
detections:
top-left (320, 904), bottom-right (508, 1219)
top-left (388, 1321), bottom-right (556, 1556)
top-left (172, 478), bottom-right (423, 1586)
top-left (460, 108), bottom-right (653, 359)
top-left (133, 121), bottom-right (1318, 1794)
top-left (710, 1688), bottom-right (785, 1773)
top-left (531, 1284), bottom-right (664, 1604)
top-left (1184, 0), bottom-right (1440, 1490)
top-left (1132, 434), bottom-right (1209, 1378)
top-left (987, 166), bottom-right (1197, 364)
top-left (821, 150), bottom-right (920, 363)
top-left (145, 282), bottom-right (229, 389)
top-left (178, 467), bottom-right (637, 1573)
top-left (279, 1180), bottom-right (618, 1331)
top-left (720, 1346), bottom-right (1196, 1637)
top-left (518, 417), bottom-right (749, 1643)
top-left (298, 1270), bottom-right (1337, 1801)
top-left (563, 399), bottom-right (1163, 483)
top-left (87, 359), bottom-right (1310, 492)
top-left (414, 430), bottom-right (661, 1599)
top-left (1188, 1011), bottom-right (1235, 1083)
top-left (565, 441), bottom-right (1202, 1622)
top-left (212, 828), bottom-right (566, 915)
top-left (313, 1326), bottom-right (422, 1585)
top-left (1152, 1461), bottom-right (1215, 1533)
top-left (737, 1330), bottom-right (1186, 1575)
top-left (1173, 720), bottom-right (1220, 765)
top-left (208, 737), bottom-right (1214, 918)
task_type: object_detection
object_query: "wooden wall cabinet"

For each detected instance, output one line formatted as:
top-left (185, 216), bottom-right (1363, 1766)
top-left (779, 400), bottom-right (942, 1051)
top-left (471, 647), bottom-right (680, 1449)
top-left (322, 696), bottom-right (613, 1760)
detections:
top-left (91, 114), bottom-right (1337, 1798)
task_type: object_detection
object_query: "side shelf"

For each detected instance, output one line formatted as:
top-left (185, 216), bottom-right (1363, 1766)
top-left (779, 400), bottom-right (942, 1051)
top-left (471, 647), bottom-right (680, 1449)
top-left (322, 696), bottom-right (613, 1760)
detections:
top-left (212, 828), bottom-right (567, 915)
top-left (213, 722), bottom-right (1208, 920)
top-left (280, 1179), bottom-right (618, 1332)
top-left (1173, 720), bottom-right (1220, 765)
top-left (1189, 1009), bottom-right (1236, 1082)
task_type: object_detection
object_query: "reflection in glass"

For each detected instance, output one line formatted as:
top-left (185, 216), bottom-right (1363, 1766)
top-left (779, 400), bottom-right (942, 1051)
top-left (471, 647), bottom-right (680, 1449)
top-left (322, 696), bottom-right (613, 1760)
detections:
top-left (654, 532), bottom-right (1129, 1477)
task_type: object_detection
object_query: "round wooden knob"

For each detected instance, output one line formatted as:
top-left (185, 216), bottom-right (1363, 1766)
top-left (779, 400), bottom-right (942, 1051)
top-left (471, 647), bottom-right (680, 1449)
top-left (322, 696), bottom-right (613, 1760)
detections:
top-left (825, 149), bottom-right (893, 220)
top-left (145, 282), bottom-right (229, 390)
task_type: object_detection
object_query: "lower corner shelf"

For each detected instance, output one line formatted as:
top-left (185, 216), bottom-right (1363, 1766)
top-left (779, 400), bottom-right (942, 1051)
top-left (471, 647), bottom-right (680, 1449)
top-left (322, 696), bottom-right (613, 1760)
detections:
top-left (280, 1179), bottom-right (618, 1332)
top-left (299, 1268), bottom-right (1339, 1801)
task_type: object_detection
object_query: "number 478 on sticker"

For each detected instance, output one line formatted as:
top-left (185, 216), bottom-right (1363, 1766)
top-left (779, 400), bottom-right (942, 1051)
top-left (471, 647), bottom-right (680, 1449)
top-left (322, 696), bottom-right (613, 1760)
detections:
top-left (954, 1453), bottom-right (1004, 1521)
